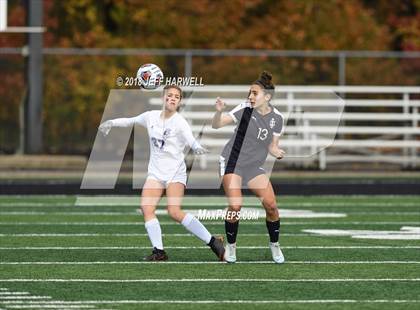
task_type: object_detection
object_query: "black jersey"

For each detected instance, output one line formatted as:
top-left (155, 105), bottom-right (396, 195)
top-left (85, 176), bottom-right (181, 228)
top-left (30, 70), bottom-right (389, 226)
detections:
top-left (221, 102), bottom-right (284, 169)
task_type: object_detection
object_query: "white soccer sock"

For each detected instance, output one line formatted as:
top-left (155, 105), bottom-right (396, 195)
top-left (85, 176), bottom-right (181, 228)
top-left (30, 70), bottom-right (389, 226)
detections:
top-left (144, 218), bottom-right (163, 250)
top-left (181, 213), bottom-right (212, 244)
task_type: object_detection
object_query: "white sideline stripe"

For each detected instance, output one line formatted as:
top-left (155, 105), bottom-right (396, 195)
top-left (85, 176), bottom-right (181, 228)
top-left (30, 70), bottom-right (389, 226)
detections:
top-left (5, 194), bottom-right (413, 197)
top-left (0, 221), bottom-right (418, 225)
top-left (2, 299), bottom-right (420, 305)
top-left (351, 212), bottom-right (420, 215)
top-left (0, 261), bottom-right (419, 265)
top-left (2, 302), bottom-right (100, 304)
top-left (0, 296), bottom-right (51, 300)
top-left (0, 203), bottom-right (75, 207)
top-left (303, 227), bottom-right (420, 239)
top-left (7, 305), bottom-right (95, 310)
top-left (0, 233), bottom-right (310, 237)
top-left (0, 278), bottom-right (419, 283)
top-left (0, 246), bottom-right (419, 250)
top-left (0, 208), bottom-right (349, 219)
top-left (0, 212), bottom-right (141, 215)
top-left (0, 292), bottom-right (29, 295)
top-left (1, 211), bottom-right (420, 216)
top-left (5, 306), bottom-right (94, 309)
top-left (353, 235), bottom-right (420, 240)
top-left (0, 302), bottom-right (98, 309)
top-left (1, 202), bottom-right (419, 207)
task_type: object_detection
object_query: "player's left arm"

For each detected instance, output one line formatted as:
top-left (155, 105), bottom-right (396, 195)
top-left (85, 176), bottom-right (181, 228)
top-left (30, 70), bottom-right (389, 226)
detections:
top-left (268, 135), bottom-right (285, 159)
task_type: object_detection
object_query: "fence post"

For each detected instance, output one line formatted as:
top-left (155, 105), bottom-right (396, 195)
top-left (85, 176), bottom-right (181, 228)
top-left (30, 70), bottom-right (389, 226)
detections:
top-left (286, 91), bottom-right (297, 163)
top-left (402, 93), bottom-right (410, 168)
top-left (411, 105), bottom-right (418, 168)
top-left (319, 148), bottom-right (327, 170)
top-left (185, 51), bottom-right (192, 77)
top-left (338, 52), bottom-right (346, 87)
top-left (23, 0), bottom-right (43, 154)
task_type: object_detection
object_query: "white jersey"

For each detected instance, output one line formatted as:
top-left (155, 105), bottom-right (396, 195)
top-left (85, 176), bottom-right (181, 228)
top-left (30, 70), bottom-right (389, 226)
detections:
top-left (110, 111), bottom-right (196, 184)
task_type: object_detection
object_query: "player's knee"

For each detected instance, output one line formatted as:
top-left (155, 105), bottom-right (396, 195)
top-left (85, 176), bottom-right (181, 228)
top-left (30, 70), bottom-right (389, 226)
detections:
top-left (167, 207), bottom-right (183, 222)
top-left (264, 200), bottom-right (278, 216)
top-left (228, 205), bottom-right (242, 213)
top-left (140, 205), bottom-right (155, 217)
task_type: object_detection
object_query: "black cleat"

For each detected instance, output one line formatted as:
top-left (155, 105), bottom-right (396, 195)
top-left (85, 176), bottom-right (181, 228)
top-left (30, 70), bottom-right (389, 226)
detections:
top-left (143, 247), bottom-right (168, 261)
top-left (208, 236), bottom-right (225, 261)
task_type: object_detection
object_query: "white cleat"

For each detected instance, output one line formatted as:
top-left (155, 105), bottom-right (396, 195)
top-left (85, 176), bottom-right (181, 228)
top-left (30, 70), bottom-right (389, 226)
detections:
top-left (224, 242), bottom-right (237, 263)
top-left (270, 242), bottom-right (285, 264)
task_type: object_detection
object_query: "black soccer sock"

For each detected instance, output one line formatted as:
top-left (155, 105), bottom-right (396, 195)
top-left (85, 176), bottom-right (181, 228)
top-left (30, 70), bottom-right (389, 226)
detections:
top-left (207, 236), bottom-right (215, 247)
top-left (225, 220), bottom-right (239, 244)
top-left (266, 219), bottom-right (280, 243)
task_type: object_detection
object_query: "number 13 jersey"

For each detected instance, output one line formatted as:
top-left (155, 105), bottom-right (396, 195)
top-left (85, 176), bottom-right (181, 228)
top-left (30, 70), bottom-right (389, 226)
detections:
top-left (221, 102), bottom-right (285, 169)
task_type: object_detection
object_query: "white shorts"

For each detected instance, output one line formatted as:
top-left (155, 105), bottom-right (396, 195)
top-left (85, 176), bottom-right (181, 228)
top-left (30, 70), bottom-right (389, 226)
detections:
top-left (146, 172), bottom-right (187, 187)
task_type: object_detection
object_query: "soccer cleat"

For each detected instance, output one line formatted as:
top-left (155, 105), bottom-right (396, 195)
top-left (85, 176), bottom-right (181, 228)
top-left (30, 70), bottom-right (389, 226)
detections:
top-left (143, 247), bottom-right (168, 261)
top-left (209, 236), bottom-right (225, 261)
top-left (269, 242), bottom-right (285, 264)
top-left (224, 242), bottom-right (237, 263)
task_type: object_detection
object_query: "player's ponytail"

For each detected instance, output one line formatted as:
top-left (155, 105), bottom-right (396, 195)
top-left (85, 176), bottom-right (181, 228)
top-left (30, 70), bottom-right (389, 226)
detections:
top-left (254, 71), bottom-right (275, 99)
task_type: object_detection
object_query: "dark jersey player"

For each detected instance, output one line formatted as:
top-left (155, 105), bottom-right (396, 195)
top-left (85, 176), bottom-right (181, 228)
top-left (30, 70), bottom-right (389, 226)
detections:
top-left (212, 71), bottom-right (285, 263)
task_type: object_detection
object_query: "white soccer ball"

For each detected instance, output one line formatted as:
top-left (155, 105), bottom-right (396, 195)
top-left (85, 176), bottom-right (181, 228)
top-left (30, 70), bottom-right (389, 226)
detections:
top-left (136, 63), bottom-right (164, 90)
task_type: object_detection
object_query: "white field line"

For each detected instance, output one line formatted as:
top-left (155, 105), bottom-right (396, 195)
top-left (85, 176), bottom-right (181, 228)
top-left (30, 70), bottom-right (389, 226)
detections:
top-left (0, 246), bottom-right (419, 250)
top-left (0, 296), bottom-right (51, 300)
top-left (303, 227), bottom-right (420, 239)
top-left (349, 212), bottom-right (420, 215)
top-left (0, 203), bottom-right (75, 207)
top-left (0, 212), bottom-right (141, 215)
top-left (0, 194), bottom-right (414, 197)
top-left (4, 306), bottom-right (94, 309)
top-left (0, 233), bottom-right (310, 237)
top-left (75, 196), bottom-right (420, 207)
top-left (1, 299), bottom-right (420, 305)
top-left (1, 202), bottom-right (419, 208)
top-left (0, 221), bottom-right (418, 225)
top-left (0, 291), bottom-right (96, 309)
top-left (7, 304), bottom-right (95, 310)
top-left (2, 302), bottom-right (100, 304)
top-left (0, 261), bottom-right (419, 265)
top-left (1, 211), bottom-right (420, 215)
top-left (0, 278), bottom-right (419, 283)
top-left (1, 307), bottom-right (88, 309)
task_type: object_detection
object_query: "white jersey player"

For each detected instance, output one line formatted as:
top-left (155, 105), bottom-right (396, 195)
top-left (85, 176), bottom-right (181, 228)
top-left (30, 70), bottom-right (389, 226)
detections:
top-left (101, 109), bottom-right (200, 185)
top-left (99, 85), bottom-right (225, 261)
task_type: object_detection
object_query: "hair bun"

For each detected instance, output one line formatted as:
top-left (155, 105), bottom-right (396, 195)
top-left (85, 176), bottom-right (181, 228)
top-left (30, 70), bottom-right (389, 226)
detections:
top-left (253, 70), bottom-right (275, 93)
top-left (260, 71), bottom-right (273, 83)
top-left (260, 71), bottom-right (272, 83)
top-left (256, 71), bottom-right (274, 90)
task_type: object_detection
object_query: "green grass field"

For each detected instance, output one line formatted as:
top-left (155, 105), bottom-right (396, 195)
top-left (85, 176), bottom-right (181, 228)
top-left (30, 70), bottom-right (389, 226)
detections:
top-left (0, 195), bottom-right (419, 310)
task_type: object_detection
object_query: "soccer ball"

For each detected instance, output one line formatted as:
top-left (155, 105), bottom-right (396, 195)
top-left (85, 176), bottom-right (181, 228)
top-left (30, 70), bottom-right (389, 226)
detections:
top-left (136, 63), bottom-right (164, 90)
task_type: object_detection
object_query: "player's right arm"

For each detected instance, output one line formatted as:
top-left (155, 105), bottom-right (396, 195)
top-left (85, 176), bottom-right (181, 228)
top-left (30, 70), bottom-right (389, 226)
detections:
top-left (211, 97), bottom-right (234, 129)
top-left (98, 112), bottom-right (149, 136)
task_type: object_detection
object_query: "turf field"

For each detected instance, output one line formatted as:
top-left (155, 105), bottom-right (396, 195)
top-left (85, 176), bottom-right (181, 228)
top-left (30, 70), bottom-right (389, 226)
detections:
top-left (0, 195), bottom-right (419, 310)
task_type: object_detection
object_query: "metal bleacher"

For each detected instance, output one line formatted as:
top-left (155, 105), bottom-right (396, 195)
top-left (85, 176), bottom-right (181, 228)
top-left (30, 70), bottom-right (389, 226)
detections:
top-left (149, 86), bottom-right (420, 170)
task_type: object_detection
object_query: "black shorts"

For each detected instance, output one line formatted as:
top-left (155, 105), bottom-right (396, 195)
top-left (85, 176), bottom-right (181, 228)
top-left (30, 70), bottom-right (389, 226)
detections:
top-left (219, 156), bottom-right (266, 184)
